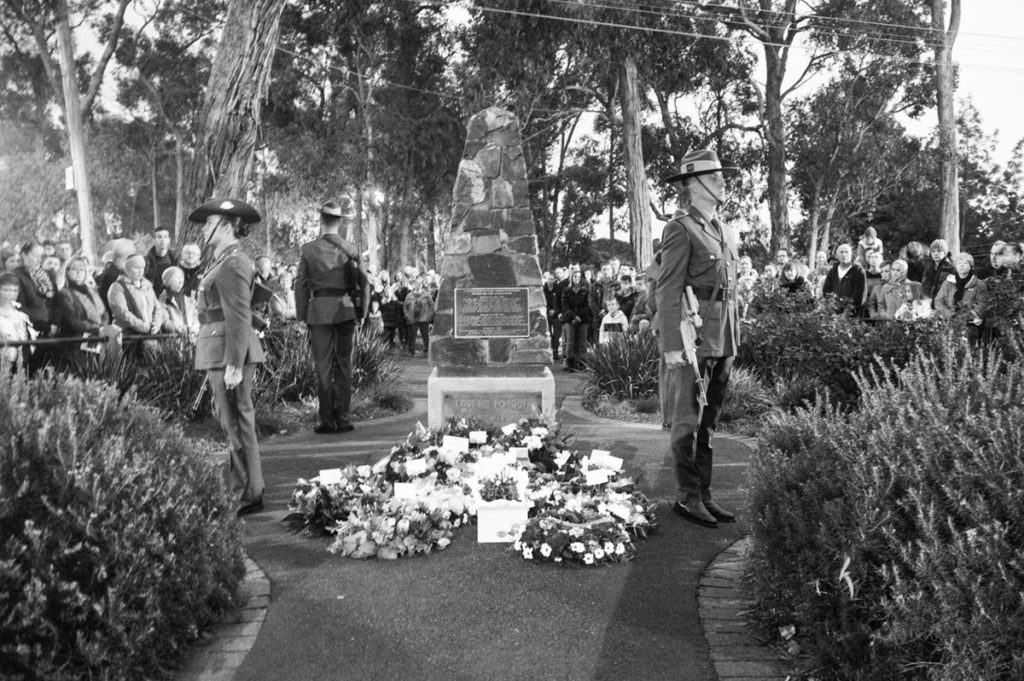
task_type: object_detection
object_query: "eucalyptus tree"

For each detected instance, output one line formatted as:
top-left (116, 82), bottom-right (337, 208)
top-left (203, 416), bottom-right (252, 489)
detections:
top-left (0, 0), bottom-right (133, 258)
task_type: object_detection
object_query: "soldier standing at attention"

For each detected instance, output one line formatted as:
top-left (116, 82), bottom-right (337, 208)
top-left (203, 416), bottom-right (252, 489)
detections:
top-left (295, 200), bottom-right (369, 435)
top-left (657, 149), bottom-right (741, 529)
top-left (190, 198), bottom-right (266, 517)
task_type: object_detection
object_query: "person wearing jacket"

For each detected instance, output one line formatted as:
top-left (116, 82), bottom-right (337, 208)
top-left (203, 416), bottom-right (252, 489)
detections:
top-left (822, 244), bottom-right (866, 316)
top-left (295, 200), bottom-right (369, 435)
top-left (922, 238), bottom-right (955, 303)
top-left (53, 256), bottom-right (110, 362)
top-left (13, 240), bottom-right (54, 336)
top-left (559, 269), bottom-right (592, 372)
top-left (159, 266), bottom-right (199, 340)
top-left (107, 254), bottom-right (166, 337)
top-left (191, 197), bottom-right (267, 517)
top-left (868, 259), bottom-right (924, 320)
top-left (403, 277), bottom-right (435, 356)
top-left (543, 269), bottom-right (563, 361)
top-left (934, 252), bottom-right (986, 328)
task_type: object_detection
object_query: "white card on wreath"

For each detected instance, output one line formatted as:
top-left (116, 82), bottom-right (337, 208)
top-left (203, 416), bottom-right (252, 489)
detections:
top-left (405, 458), bottom-right (428, 477)
top-left (509, 447), bottom-right (530, 462)
top-left (356, 465), bottom-right (372, 478)
top-left (585, 469), bottom-right (612, 486)
top-left (590, 449), bottom-right (611, 464)
top-left (319, 468), bottom-right (343, 485)
top-left (501, 423), bottom-right (518, 436)
top-left (602, 455), bottom-right (624, 471)
top-left (554, 451), bottom-right (571, 468)
top-left (469, 430), bottom-right (488, 444)
top-left (393, 482), bottom-right (417, 499)
top-left (442, 435), bottom-right (470, 454)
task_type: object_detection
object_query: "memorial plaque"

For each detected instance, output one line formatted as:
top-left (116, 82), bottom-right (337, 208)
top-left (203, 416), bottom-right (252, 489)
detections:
top-left (442, 391), bottom-right (542, 424)
top-left (454, 287), bottom-right (530, 338)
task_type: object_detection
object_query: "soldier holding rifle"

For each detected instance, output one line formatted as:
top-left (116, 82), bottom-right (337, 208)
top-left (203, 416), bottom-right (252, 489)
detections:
top-left (657, 149), bottom-right (741, 529)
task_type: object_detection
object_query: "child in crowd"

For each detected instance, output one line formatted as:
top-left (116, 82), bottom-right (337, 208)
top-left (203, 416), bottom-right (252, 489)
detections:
top-left (0, 272), bottom-right (36, 371)
top-left (856, 227), bottom-right (884, 267)
top-left (599, 296), bottom-right (628, 344)
top-left (365, 299), bottom-right (385, 336)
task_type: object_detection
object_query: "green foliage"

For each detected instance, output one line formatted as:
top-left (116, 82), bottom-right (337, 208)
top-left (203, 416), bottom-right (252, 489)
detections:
top-left (747, 341), bottom-right (1024, 680)
top-left (582, 331), bottom-right (660, 400)
top-left (739, 285), bottom-right (952, 410)
top-left (719, 366), bottom-right (772, 424)
top-left (0, 371), bottom-right (244, 681)
top-left (351, 325), bottom-right (400, 391)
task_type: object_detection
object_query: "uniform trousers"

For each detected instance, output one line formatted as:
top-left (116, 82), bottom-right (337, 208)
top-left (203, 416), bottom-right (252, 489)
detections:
top-left (209, 364), bottom-right (263, 503)
top-left (309, 320), bottom-right (356, 428)
top-left (667, 355), bottom-right (733, 499)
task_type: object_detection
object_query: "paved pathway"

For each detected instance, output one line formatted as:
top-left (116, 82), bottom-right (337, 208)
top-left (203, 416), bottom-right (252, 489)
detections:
top-left (179, 356), bottom-right (783, 681)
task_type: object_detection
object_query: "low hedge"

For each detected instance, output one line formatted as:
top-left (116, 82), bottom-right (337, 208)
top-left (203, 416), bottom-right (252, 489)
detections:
top-left (0, 371), bottom-right (244, 681)
top-left (746, 340), bottom-right (1024, 680)
top-left (738, 286), bottom-right (952, 410)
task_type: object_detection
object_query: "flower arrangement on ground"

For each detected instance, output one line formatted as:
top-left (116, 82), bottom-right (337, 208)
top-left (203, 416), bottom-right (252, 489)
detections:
top-left (286, 417), bottom-right (658, 566)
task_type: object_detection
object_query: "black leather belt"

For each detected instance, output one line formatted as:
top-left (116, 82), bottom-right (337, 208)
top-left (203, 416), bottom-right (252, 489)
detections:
top-left (312, 288), bottom-right (348, 298)
top-left (689, 286), bottom-right (728, 302)
top-left (199, 310), bottom-right (224, 324)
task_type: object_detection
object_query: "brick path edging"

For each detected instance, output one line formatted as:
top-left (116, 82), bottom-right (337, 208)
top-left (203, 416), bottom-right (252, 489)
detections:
top-left (176, 553), bottom-right (270, 681)
top-left (699, 536), bottom-right (786, 681)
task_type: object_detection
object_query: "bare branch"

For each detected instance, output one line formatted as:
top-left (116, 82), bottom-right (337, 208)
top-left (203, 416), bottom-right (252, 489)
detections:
top-left (781, 49), bottom-right (836, 99)
top-left (82, 0), bottom-right (131, 114)
top-left (698, 122), bottom-right (762, 147)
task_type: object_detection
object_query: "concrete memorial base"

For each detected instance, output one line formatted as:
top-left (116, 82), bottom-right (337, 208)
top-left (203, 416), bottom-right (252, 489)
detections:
top-left (427, 365), bottom-right (555, 429)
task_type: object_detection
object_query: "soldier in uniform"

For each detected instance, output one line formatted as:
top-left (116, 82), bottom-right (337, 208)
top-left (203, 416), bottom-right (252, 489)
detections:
top-left (189, 198), bottom-right (266, 517)
top-left (657, 149), bottom-right (741, 528)
top-left (295, 200), bottom-right (369, 435)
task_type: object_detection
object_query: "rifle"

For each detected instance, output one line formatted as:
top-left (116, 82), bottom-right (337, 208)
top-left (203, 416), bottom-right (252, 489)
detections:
top-left (680, 286), bottom-right (708, 408)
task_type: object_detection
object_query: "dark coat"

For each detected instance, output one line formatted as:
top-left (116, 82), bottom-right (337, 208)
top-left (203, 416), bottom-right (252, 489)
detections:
top-left (560, 282), bottom-right (593, 324)
top-left (96, 262), bottom-right (122, 312)
top-left (13, 266), bottom-right (51, 332)
top-left (53, 284), bottom-right (108, 336)
top-left (144, 247), bottom-right (178, 297)
top-left (822, 263), bottom-right (866, 313)
top-left (922, 255), bottom-right (955, 300)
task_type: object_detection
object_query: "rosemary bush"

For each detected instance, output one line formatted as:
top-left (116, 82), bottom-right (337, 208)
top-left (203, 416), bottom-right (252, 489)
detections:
top-left (0, 371), bottom-right (244, 681)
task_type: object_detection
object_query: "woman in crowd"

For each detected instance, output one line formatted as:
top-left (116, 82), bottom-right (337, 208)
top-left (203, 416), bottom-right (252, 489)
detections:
top-left (274, 269), bottom-right (297, 319)
top-left (559, 268), bottom-right (592, 372)
top-left (934, 252), bottom-right (986, 331)
top-left (13, 240), bottom-right (55, 337)
top-left (159, 266), bottom-right (199, 340)
top-left (901, 241), bottom-right (927, 283)
top-left (868, 259), bottom-right (923, 320)
top-left (779, 261), bottom-right (809, 295)
top-left (108, 253), bottom-right (165, 354)
top-left (1, 249), bottom-right (20, 272)
top-left (52, 256), bottom-right (109, 361)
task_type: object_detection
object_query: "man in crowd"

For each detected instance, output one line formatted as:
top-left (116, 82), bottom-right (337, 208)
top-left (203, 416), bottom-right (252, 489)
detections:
top-left (977, 240), bottom-right (1006, 280)
top-left (543, 269), bottom-right (563, 361)
top-left (774, 248), bottom-right (789, 273)
top-left (658, 149), bottom-right (740, 529)
top-left (144, 226), bottom-right (178, 297)
top-left (822, 243), bottom-right (866, 316)
top-left (56, 240), bottom-right (74, 265)
top-left (295, 200), bottom-right (369, 435)
top-left (179, 243), bottom-right (203, 298)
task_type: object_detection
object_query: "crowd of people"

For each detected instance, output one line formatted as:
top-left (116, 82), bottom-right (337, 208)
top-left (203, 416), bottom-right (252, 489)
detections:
top-left (734, 228), bottom-right (1023, 337)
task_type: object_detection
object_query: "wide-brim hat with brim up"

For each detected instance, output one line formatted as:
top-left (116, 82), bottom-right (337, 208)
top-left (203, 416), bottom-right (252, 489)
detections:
top-left (320, 199), bottom-right (355, 219)
top-left (660, 149), bottom-right (738, 184)
top-left (188, 198), bottom-right (262, 224)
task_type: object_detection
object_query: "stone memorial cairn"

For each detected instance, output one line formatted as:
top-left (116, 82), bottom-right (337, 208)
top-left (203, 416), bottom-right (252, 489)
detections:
top-left (427, 107), bottom-right (555, 427)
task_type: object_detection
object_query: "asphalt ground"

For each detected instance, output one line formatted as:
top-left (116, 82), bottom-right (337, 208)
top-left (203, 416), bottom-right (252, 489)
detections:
top-left (233, 355), bottom-right (751, 681)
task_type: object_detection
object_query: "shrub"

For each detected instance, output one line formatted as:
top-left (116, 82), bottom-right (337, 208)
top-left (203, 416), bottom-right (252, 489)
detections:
top-left (0, 371), bottom-right (244, 681)
top-left (746, 340), bottom-right (1024, 680)
top-left (738, 285), bottom-right (952, 410)
top-left (583, 331), bottom-right (660, 400)
top-left (719, 367), bottom-right (772, 424)
top-left (351, 325), bottom-right (400, 391)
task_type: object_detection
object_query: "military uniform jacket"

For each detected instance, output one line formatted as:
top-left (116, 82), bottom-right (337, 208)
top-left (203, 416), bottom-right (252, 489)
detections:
top-left (194, 244), bottom-right (265, 370)
top-left (656, 206), bottom-right (740, 357)
top-left (295, 234), bottom-right (365, 325)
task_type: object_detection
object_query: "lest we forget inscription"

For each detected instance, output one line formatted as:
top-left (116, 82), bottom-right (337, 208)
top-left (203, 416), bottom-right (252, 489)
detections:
top-left (454, 287), bottom-right (530, 338)
top-left (443, 391), bottom-right (543, 423)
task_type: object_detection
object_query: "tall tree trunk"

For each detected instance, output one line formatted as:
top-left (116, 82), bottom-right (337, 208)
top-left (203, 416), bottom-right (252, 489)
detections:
top-left (151, 142), bottom-right (160, 232)
top-left (185, 0), bottom-right (286, 238)
top-left (763, 46), bottom-right (790, 256)
top-left (821, 193), bottom-right (840, 257)
top-left (618, 55), bottom-right (653, 269)
top-left (54, 0), bottom-right (95, 261)
top-left (807, 183), bottom-right (822, 261)
top-left (933, 0), bottom-right (961, 253)
top-left (173, 131), bottom-right (185, 242)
